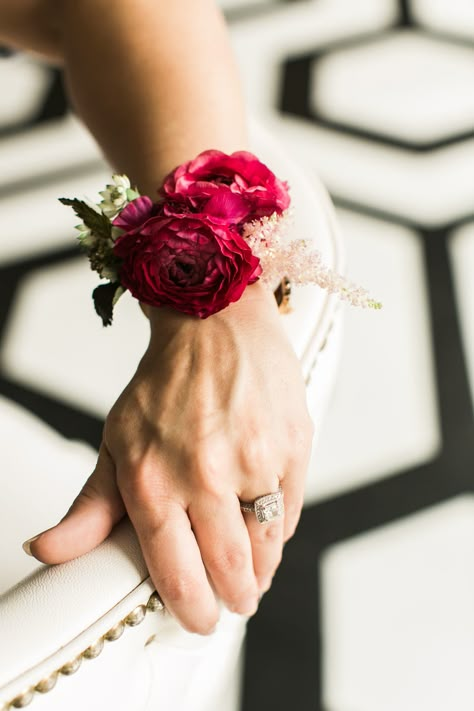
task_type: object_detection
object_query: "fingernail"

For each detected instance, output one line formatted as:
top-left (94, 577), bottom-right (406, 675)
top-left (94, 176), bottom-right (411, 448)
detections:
top-left (22, 534), bottom-right (41, 557)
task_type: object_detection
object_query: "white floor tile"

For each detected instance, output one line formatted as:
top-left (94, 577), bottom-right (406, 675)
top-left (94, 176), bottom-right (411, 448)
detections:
top-left (230, 0), bottom-right (398, 114)
top-left (321, 496), bottom-right (474, 711)
top-left (314, 30), bottom-right (474, 144)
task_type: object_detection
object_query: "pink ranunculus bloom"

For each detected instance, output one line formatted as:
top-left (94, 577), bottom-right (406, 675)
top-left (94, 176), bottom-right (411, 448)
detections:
top-left (160, 149), bottom-right (290, 223)
top-left (113, 212), bottom-right (262, 318)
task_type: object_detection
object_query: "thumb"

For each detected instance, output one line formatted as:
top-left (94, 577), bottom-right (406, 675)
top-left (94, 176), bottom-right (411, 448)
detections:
top-left (24, 443), bottom-right (125, 564)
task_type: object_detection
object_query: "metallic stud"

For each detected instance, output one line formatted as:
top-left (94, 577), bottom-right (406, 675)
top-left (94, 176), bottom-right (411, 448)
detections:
top-left (125, 605), bottom-right (146, 627)
top-left (60, 656), bottom-right (82, 676)
top-left (104, 620), bottom-right (124, 641)
top-left (4, 594), bottom-right (169, 710)
top-left (83, 637), bottom-right (104, 659)
top-left (35, 672), bottom-right (58, 693)
top-left (147, 591), bottom-right (165, 612)
top-left (11, 689), bottom-right (34, 707)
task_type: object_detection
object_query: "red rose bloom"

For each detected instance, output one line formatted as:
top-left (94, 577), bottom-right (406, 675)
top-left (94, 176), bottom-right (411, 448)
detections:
top-left (161, 149), bottom-right (290, 223)
top-left (113, 207), bottom-right (262, 318)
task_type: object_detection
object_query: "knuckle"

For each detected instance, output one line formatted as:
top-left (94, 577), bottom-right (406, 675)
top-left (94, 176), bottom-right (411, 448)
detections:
top-left (208, 544), bottom-right (248, 575)
top-left (264, 522), bottom-right (282, 543)
top-left (192, 445), bottom-right (226, 495)
top-left (156, 572), bottom-right (220, 635)
top-left (254, 522), bottom-right (282, 545)
top-left (79, 479), bottom-right (102, 503)
top-left (121, 461), bottom-right (159, 501)
top-left (239, 434), bottom-right (271, 474)
top-left (159, 571), bottom-right (197, 605)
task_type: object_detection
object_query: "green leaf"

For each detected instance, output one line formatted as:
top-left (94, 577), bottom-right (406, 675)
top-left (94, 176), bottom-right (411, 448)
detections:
top-left (59, 198), bottom-right (111, 240)
top-left (92, 281), bottom-right (124, 327)
top-left (126, 187), bottom-right (141, 201)
top-left (112, 285), bottom-right (125, 306)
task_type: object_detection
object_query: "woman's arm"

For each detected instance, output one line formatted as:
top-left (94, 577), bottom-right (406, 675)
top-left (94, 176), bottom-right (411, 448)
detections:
top-left (1, 0), bottom-right (248, 188)
top-left (0, 0), bottom-right (61, 61)
top-left (56, 0), bottom-right (249, 195)
top-left (11, 0), bottom-right (314, 634)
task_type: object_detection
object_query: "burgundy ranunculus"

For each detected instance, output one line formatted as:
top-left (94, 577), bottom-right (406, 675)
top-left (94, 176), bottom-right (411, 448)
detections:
top-left (160, 149), bottom-right (290, 223)
top-left (113, 210), bottom-right (262, 318)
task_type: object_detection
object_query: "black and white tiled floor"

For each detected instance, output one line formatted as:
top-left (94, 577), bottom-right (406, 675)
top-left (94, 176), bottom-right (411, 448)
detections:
top-left (1, 2), bottom-right (473, 709)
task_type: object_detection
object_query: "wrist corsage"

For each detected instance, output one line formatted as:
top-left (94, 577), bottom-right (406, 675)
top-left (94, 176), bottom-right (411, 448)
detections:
top-left (60, 149), bottom-right (381, 326)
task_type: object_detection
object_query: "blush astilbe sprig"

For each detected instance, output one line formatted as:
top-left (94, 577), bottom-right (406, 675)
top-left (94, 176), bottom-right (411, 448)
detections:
top-left (241, 211), bottom-right (382, 310)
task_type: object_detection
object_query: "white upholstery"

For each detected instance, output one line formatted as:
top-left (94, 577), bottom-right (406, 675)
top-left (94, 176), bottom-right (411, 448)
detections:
top-left (0, 119), bottom-right (344, 711)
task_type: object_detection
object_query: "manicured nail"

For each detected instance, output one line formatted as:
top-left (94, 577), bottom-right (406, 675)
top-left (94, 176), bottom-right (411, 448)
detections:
top-left (22, 534), bottom-right (41, 557)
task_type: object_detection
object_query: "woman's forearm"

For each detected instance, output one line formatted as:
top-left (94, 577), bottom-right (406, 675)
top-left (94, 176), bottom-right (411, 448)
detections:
top-left (55, 0), bottom-right (248, 196)
top-left (0, 0), bottom-right (61, 61)
top-left (0, 0), bottom-right (248, 194)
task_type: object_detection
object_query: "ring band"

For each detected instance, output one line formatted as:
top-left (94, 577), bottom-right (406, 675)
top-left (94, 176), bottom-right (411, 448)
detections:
top-left (239, 485), bottom-right (284, 524)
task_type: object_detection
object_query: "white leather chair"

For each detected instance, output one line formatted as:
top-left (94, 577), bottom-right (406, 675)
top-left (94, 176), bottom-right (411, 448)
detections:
top-left (0, 118), bottom-right (344, 711)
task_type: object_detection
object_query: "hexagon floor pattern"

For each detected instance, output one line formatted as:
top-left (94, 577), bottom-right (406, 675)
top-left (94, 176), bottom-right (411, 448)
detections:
top-left (0, 2), bottom-right (473, 710)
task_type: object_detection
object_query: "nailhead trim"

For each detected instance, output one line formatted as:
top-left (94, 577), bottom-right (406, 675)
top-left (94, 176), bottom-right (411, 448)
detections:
top-left (3, 591), bottom-right (164, 710)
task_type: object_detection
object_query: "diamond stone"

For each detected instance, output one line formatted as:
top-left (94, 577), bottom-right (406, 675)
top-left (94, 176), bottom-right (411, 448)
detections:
top-left (255, 490), bottom-right (284, 524)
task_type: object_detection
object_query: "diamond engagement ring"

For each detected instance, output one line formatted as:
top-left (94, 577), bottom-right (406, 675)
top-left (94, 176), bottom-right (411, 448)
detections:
top-left (239, 486), bottom-right (284, 524)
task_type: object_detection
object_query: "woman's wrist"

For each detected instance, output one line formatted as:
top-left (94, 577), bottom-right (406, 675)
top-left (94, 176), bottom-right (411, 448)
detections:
top-left (143, 279), bottom-right (279, 328)
top-left (140, 282), bottom-right (280, 346)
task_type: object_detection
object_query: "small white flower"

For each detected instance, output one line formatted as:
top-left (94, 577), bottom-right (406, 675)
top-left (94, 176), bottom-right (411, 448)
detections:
top-left (99, 174), bottom-right (131, 218)
top-left (111, 174), bottom-right (130, 190)
top-left (100, 201), bottom-right (119, 219)
top-left (75, 223), bottom-right (97, 248)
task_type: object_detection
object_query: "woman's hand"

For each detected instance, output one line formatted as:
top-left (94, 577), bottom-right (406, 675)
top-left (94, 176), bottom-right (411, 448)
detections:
top-left (27, 283), bottom-right (314, 634)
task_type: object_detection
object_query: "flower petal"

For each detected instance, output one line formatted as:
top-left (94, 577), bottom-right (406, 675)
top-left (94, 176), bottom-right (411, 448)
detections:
top-left (113, 196), bottom-right (154, 231)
